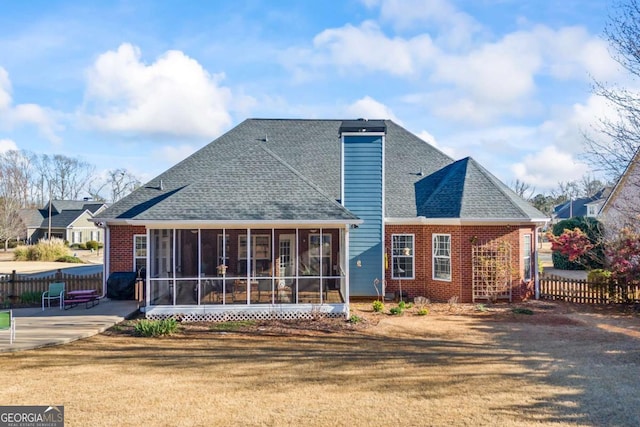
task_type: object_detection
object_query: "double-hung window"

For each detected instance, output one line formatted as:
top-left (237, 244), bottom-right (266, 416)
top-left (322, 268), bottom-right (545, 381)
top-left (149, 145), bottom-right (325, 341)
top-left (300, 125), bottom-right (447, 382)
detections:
top-left (433, 234), bottom-right (451, 281)
top-left (392, 234), bottom-right (414, 279)
top-left (134, 234), bottom-right (147, 275)
top-left (523, 234), bottom-right (532, 281)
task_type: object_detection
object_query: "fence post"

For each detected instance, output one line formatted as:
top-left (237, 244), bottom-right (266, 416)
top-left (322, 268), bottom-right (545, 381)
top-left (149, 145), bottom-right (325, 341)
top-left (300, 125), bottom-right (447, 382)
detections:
top-left (10, 270), bottom-right (16, 298)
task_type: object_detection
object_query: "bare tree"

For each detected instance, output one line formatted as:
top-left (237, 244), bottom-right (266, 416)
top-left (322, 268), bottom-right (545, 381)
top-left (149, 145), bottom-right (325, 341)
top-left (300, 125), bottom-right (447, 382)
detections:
top-left (578, 175), bottom-right (605, 198)
top-left (509, 179), bottom-right (535, 200)
top-left (38, 154), bottom-right (95, 200)
top-left (0, 150), bottom-right (35, 249)
top-left (108, 169), bottom-right (141, 203)
top-left (584, 0), bottom-right (640, 180)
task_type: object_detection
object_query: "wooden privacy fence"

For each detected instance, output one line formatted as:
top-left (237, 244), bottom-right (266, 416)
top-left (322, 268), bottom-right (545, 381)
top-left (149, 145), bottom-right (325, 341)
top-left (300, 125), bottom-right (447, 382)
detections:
top-left (540, 274), bottom-right (640, 304)
top-left (0, 270), bottom-right (104, 300)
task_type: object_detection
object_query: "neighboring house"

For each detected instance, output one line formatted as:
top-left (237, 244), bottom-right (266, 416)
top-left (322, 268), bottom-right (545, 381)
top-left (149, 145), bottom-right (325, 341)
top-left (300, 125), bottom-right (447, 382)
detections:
top-left (600, 148), bottom-right (640, 235)
top-left (552, 187), bottom-right (611, 223)
top-left (93, 119), bottom-right (547, 321)
top-left (19, 200), bottom-right (108, 245)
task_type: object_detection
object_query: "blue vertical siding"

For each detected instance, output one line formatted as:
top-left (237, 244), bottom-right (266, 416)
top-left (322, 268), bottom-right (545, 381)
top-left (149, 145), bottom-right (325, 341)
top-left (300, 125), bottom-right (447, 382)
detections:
top-left (343, 134), bottom-right (384, 296)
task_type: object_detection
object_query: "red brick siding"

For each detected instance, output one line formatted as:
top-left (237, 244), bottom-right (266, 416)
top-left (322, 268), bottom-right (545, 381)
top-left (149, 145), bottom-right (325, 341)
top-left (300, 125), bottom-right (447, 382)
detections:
top-left (385, 224), bottom-right (537, 303)
top-left (108, 225), bottom-right (146, 274)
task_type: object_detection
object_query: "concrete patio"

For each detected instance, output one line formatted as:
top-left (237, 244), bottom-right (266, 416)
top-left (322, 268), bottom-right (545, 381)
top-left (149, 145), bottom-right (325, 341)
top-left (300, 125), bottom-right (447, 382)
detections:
top-left (0, 299), bottom-right (139, 352)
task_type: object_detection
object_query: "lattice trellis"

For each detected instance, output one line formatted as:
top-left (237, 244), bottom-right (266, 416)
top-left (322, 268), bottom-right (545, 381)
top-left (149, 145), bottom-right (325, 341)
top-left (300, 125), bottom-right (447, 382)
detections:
top-left (145, 307), bottom-right (347, 322)
top-left (472, 240), bottom-right (513, 302)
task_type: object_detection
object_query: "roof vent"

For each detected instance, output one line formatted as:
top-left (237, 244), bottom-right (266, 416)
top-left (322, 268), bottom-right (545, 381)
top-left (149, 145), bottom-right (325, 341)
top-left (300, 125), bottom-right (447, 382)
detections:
top-left (159, 179), bottom-right (164, 191)
top-left (339, 120), bottom-right (386, 134)
top-left (418, 167), bottom-right (424, 176)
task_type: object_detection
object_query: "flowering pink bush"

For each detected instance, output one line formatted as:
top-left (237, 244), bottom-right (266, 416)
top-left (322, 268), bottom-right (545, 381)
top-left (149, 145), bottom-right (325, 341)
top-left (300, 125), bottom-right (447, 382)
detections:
top-left (606, 228), bottom-right (640, 287)
top-left (546, 228), bottom-right (593, 262)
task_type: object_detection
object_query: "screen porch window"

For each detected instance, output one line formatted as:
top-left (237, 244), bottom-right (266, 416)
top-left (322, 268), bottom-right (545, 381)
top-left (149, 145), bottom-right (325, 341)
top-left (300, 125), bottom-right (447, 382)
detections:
top-left (239, 234), bottom-right (271, 275)
top-left (309, 234), bottom-right (331, 276)
top-left (392, 234), bottom-right (414, 279)
top-left (523, 234), bottom-right (532, 281)
top-left (134, 234), bottom-right (147, 276)
top-left (433, 234), bottom-right (451, 281)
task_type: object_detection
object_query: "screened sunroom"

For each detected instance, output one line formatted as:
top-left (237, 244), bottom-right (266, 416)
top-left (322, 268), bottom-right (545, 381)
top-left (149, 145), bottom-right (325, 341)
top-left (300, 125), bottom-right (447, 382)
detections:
top-left (143, 226), bottom-right (350, 321)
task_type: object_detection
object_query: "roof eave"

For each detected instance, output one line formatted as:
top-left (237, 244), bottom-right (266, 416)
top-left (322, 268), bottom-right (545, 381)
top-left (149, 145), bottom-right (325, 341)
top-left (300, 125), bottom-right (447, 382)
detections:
top-left (92, 218), bottom-right (363, 228)
top-left (386, 217), bottom-right (549, 226)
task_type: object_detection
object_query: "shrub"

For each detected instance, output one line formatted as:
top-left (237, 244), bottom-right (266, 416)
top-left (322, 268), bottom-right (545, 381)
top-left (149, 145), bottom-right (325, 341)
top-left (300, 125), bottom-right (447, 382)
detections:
top-left (20, 291), bottom-right (42, 305)
top-left (417, 308), bottom-right (429, 316)
top-left (13, 246), bottom-right (28, 261)
top-left (85, 240), bottom-right (99, 251)
top-left (56, 255), bottom-right (84, 264)
top-left (398, 300), bottom-right (406, 310)
top-left (134, 318), bottom-right (179, 337)
top-left (372, 300), bottom-right (384, 312)
top-left (550, 217), bottom-right (604, 270)
top-left (389, 306), bottom-right (403, 315)
top-left (348, 315), bottom-right (363, 323)
top-left (14, 238), bottom-right (70, 261)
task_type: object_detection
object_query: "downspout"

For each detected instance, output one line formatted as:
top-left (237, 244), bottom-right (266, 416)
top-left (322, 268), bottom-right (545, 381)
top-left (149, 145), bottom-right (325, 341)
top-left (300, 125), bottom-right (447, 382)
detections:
top-left (344, 225), bottom-right (350, 316)
top-left (534, 226), bottom-right (540, 300)
top-left (102, 224), bottom-right (110, 298)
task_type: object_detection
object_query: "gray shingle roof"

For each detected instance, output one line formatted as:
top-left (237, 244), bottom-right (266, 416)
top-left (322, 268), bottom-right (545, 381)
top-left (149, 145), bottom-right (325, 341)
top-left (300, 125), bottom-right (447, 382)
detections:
top-left (97, 119), bottom-right (545, 223)
top-left (416, 157), bottom-right (546, 219)
top-left (98, 136), bottom-right (357, 222)
top-left (49, 200), bottom-right (105, 214)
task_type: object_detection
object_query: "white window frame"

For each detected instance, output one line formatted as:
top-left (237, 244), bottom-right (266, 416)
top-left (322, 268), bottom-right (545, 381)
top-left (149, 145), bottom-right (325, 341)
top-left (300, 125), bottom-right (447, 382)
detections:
top-left (133, 234), bottom-right (147, 274)
top-left (523, 234), bottom-right (532, 282)
top-left (432, 233), bottom-right (451, 281)
top-left (309, 233), bottom-right (332, 276)
top-left (391, 234), bottom-right (415, 280)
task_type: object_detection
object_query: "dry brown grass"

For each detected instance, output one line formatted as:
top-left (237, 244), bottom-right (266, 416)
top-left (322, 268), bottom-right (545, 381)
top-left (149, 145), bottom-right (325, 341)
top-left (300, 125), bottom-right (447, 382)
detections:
top-left (2, 301), bottom-right (640, 426)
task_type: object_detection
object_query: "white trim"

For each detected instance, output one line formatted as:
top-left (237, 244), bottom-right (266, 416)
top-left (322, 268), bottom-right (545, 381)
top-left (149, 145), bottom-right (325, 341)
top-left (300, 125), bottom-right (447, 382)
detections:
top-left (94, 219), bottom-right (362, 228)
top-left (391, 233), bottom-right (415, 280)
top-left (341, 134), bottom-right (345, 205)
top-left (523, 233), bottom-right (532, 282)
top-left (432, 233), bottom-right (452, 282)
top-left (385, 217), bottom-right (548, 226)
top-left (133, 234), bottom-right (147, 276)
top-left (102, 225), bottom-right (110, 298)
top-left (381, 133), bottom-right (386, 291)
top-left (340, 132), bottom-right (386, 137)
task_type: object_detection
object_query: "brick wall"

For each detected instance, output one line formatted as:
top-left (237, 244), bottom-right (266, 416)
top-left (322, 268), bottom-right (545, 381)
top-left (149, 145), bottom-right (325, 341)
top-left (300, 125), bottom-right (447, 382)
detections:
top-left (385, 224), bottom-right (537, 303)
top-left (109, 225), bottom-right (146, 274)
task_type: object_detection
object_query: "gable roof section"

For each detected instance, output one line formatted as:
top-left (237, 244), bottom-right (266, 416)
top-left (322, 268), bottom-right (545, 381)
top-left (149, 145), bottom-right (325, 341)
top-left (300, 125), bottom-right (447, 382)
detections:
top-left (96, 140), bottom-right (358, 223)
top-left (601, 148), bottom-right (640, 215)
top-left (416, 157), bottom-right (546, 220)
top-left (48, 200), bottom-right (105, 214)
top-left (97, 118), bottom-right (545, 224)
top-left (554, 187), bottom-right (611, 219)
top-left (18, 209), bottom-right (45, 228)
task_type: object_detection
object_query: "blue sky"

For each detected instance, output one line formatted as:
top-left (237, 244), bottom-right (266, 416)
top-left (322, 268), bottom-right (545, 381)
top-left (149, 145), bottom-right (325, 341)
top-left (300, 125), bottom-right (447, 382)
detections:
top-left (0, 0), bottom-right (625, 195)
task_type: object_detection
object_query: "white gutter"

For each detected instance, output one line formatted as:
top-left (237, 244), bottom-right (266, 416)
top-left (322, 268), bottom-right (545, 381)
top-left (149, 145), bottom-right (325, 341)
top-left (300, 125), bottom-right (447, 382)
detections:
top-left (385, 217), bottom-right (549, 226)
top-left (534, 226), bottom-right (540, 300)
top-left (102, 224), bottom-right (110, 298)
top-left (92, 218), bottom-right (363, 228)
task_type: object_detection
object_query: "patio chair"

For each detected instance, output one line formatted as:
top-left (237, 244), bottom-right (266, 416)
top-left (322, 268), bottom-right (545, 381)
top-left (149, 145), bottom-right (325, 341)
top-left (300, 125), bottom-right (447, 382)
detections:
top-left (0, 309), bottom-right (15, 344)
top-left (42, 282), bottom-right (65, 311)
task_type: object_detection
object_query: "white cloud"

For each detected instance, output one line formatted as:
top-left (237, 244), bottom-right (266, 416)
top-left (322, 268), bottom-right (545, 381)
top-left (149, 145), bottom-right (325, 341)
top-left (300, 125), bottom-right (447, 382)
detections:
top-left (365, 0), bottom-right (483, 48)
top-left (81, 43), bottom-right (234, 138)
top-left (416, 129), bottom-right (456, 158)
top-left (0, 67), bottom-right (62, 143)
top-left (0, 138), bottom-right (18, 153)
top-left (345, 96), bottom-right (402, 123)
top-left (511, 146), bottom-right (590, 190)
top-left (312, 21), bottom-right (437, 76)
